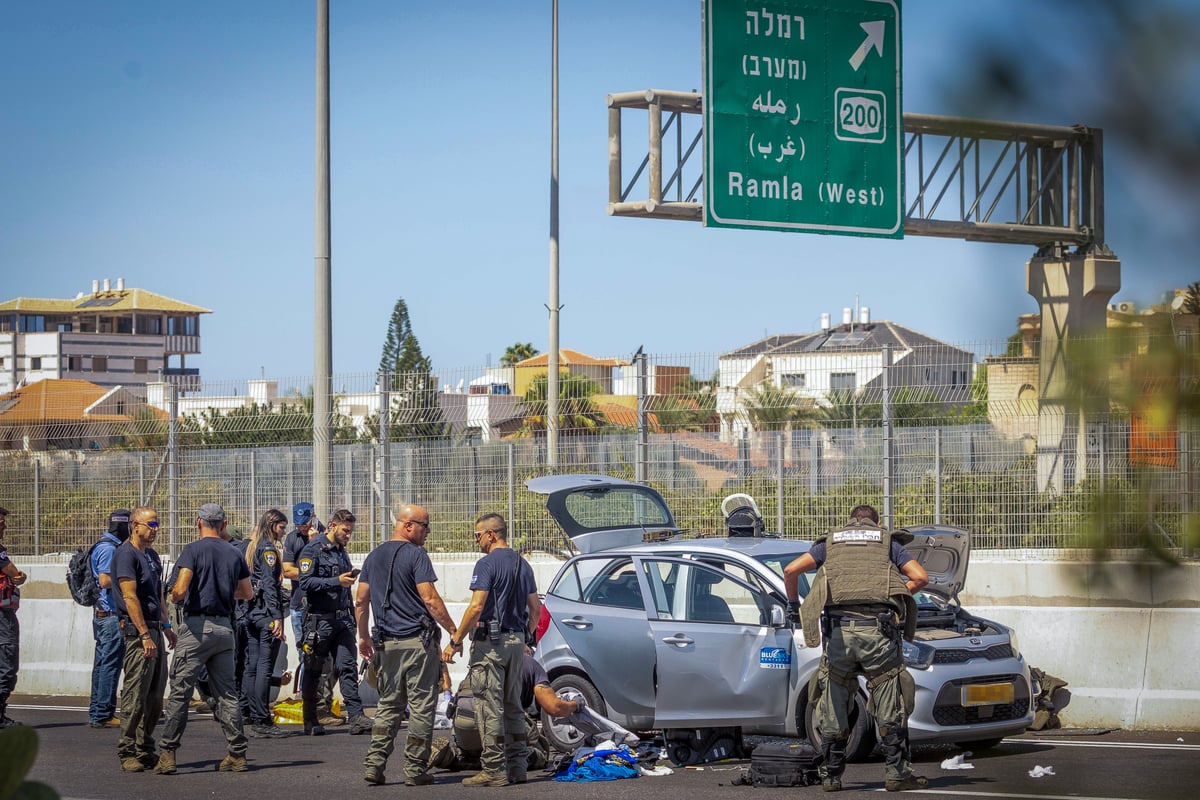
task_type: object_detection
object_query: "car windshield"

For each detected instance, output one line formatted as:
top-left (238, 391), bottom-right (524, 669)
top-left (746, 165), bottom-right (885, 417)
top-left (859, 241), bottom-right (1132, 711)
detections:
top-left (751, 552), bottom-right (812, 597)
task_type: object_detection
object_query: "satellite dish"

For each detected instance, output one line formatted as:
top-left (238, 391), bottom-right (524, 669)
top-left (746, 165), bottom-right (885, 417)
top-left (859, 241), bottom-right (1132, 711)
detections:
top-left (1171, 295), bottom-right (1186, 312)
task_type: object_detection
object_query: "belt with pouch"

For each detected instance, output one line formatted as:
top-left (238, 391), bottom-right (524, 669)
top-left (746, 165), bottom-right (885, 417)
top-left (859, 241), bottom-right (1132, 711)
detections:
top-left (310, 609), bottom-right (351, 620)
top-left (379, 632), bottom-right (420, 643)
top-left (94, 609), bottom-right (115, 619)
top-left (833, 616), bottom-right (879, 628)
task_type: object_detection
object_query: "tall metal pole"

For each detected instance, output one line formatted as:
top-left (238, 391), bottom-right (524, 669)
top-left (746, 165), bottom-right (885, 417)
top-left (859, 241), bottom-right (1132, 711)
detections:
top-left (882, 344), bottom-right (894, 529)
top-left (546, 0), bottom-right (560, 469)
top-left (167, 384), bottom-right (179, 559)
top-left (313, 0), bottom-right (333, 516)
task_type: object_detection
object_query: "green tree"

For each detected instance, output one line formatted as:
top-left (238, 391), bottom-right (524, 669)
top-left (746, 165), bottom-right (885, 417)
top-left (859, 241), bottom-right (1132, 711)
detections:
top-left (500, 342), bottom-right (539, 366)
top-left (742, 381), bottom-right (818, 432)
top-left (946, 365), bottom-right (990, 424)
top-left (376, 298), bottom-right (448, 441)
top-left (379, 298), bottom-right (414, 376)
top-left (653, 372), bottom-right (719, 432)
top-left (520, 372), bottom-right (606, 435)
top-left (187, 392), bottom-right (357, 448)
top-left (1183, 281), bottom-right (1200, 315)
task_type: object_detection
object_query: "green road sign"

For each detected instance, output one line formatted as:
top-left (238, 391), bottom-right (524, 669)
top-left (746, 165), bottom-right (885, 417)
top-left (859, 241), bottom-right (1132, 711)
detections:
top-left (704, 0), bottom-right (903, 237)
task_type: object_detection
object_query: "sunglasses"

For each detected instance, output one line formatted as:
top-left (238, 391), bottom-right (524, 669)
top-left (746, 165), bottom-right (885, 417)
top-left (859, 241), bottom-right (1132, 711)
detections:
top-left (139, 520), bottom-right (160, 529)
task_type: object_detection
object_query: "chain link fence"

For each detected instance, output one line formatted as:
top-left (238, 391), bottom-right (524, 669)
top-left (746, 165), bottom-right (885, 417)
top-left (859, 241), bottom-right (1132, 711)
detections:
top-left (1, 330), bottom-right (1195, 562)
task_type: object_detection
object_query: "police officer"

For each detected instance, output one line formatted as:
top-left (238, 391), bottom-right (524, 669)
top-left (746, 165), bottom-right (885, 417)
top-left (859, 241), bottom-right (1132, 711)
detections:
top-left (354, 504), bottom-right (459, 786)
top-left (783, 504), bottom-right (930, 793)
top-left (442, 513), bottom-right (540, 787)
top-left (282, 501), bottom-right (338, 724)
top-left (298, 508), bottom-right (370, 736)
top-left (154, 503), bottom-right (253, 775)
top-left (430, 651), bottom-right (579, 774)
top-left (242, 508), bottom-right (289, 738)
top-left (0, 505), bottom-right (29, 729)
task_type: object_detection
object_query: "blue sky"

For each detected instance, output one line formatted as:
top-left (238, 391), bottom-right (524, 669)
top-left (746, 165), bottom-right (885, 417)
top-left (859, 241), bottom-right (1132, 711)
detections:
top-left (2, 1), bottom-right (1192, 384)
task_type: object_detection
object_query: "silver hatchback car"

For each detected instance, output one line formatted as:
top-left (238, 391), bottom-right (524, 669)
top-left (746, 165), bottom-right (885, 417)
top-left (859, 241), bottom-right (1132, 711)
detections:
top-left (531, 474), bottom-right (1033, 762)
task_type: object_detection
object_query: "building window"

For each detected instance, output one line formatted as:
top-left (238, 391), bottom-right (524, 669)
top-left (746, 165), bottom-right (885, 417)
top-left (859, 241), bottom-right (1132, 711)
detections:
top-left (167, 316), bottom-right (197, 336)
top-left (138, 315), bottom-right (163, 335)
top-left (79, 317), bottom-right (96, 333)
top-left (133, 357), bottom-right (148, 374)
top-left (0, 315), bottom-right (14, 333)
top-left (116, 316), bottom-right (133, 334)
top-left (57, 322), bottom-right (72, 332)
top-left (30, 356), bottom-right (42, 370)
top-left (20, 315), bottom-right (45, 332)
top-left (68, 356), bottom-right (82, 372)
top-left (830, 372), bottom-right (856, 391)
top-left (780, 373), bottom-right (807, 388)
top-left (0, 357), bottom-right (5, 369)
top-left (92, 356), bottom-right (108, 373)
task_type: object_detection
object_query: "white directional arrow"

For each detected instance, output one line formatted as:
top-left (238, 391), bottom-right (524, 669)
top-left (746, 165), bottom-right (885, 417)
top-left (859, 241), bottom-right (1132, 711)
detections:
top-left (848, 20), bottom-right (885, 71)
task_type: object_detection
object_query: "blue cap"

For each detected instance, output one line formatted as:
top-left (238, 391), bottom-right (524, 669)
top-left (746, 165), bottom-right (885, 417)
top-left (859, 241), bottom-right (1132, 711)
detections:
top-left (293, 502), bottom-right (315, 525)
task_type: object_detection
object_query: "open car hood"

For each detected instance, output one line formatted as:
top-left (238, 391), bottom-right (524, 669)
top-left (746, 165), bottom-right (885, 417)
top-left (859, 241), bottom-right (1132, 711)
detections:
top-left (525, 474), bottom-right (681, 554)
top-left (900, 524), bottom-right (970, 606)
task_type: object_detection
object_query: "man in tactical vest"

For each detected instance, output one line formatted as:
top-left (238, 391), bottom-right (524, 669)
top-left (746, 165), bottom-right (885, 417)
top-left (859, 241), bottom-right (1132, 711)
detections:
top-left (783, 505), bottom-right (930, 793)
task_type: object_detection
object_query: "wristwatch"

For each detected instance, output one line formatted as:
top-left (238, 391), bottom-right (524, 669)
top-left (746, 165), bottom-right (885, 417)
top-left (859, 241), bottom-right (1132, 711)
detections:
top-left (449, 637), bottom-right (461, 648)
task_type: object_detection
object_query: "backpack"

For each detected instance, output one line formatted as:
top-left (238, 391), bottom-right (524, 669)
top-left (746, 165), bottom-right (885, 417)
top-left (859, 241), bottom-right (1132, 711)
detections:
top-left (67, 542), bottom-right (102, 606)
top-left (734, 742), bottom-right (821, 787)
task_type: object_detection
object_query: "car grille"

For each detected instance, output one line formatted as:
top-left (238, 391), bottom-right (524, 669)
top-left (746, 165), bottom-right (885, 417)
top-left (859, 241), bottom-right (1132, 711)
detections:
top-left (933, 643), bottom-right (1014, 664)
top-left (931, 674), bottom-right (1030, 726)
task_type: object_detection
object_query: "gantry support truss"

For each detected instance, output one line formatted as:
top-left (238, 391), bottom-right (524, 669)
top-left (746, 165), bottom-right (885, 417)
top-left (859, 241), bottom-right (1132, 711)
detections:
top-left (607, 89), bottom-right (1106, 251)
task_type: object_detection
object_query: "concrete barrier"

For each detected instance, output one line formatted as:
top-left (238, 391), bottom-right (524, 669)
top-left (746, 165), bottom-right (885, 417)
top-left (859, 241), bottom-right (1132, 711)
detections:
top-left (9, 554), bottom-right (1199, 731)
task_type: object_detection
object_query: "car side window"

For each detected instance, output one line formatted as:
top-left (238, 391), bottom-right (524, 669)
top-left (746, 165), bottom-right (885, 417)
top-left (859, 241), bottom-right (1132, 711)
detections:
top-left (643, 560), bottom-right (772, 625)
top-left (550, 557), bottom-right (644, 610)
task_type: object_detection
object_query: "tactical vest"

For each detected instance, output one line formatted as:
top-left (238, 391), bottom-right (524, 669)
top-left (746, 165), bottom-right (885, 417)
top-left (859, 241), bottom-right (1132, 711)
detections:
top-left (819, 522), bottom-right (905, 610)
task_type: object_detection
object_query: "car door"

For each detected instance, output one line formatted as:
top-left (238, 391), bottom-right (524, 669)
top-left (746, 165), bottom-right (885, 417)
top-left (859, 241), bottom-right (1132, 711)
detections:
top-left (544, 555), bottom-right (657, 719)
top-left (641, 557), bottom-right (793, 727)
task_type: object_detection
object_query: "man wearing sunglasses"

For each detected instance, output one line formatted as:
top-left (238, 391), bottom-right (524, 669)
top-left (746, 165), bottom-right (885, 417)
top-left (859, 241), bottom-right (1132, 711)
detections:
top-left (442, 514), bottom-right (541, 787)
top-left (112, 506), bottom-right (176, 772)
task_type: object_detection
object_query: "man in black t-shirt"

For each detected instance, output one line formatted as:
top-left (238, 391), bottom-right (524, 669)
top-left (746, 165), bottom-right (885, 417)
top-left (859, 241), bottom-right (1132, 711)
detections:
top-left (113, 506), bottom-right (177, 772)
top-left (153, 503), bottom-right (252, 776)
top-left (354, 504), bottom-right (459, 786)
top-left (442, 513), bottom-right (540, 786)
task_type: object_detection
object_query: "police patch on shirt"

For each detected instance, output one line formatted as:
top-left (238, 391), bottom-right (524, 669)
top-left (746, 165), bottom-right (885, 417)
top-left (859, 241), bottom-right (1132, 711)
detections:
top-left (265, 551), bottom-right (278, 568)
top-left (832, 530), bottom-right (881, 543)
top-left (299, 557), bottom-right (314, 574)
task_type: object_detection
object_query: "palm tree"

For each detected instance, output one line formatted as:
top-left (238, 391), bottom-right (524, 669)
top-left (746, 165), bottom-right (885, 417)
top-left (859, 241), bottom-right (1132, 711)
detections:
top-left (500, 342), bottom-right (539, 367)
top-left (520, 372), bottom-right (606, 435)
top-left (742, 381), bottom-right (819, 432)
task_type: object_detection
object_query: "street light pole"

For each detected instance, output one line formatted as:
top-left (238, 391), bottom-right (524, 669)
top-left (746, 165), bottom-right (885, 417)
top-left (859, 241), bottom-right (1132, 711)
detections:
top-left (313, 0), bottom-right (333, 516)
top-left (547, 0), bottom-right (561, 470)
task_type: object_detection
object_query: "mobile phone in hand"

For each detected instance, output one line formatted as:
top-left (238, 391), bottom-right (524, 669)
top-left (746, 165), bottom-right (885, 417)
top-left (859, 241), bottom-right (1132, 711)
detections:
top-left (350, 568), bottom-right (361, 578)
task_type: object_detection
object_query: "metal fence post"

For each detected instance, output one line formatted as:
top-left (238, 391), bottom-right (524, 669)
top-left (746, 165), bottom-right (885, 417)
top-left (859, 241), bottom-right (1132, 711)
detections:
top-left (1181, 426), bottom-right (1192, 558)
top-left (738, 430), bottom-right (750, 478)
top-left (776, 431), bottom-right (785, 535)
top-left (507, 443), bottom-right (515, 531)
top-left (33, 458), bottom-right (40, 555)
top-left (935, 428), bottom-right (942, 525)
top-left (379, 373), bottom-right (391, 544)
top-left (249, 450), bottom-right (257, 525)
top-left (636, 348), bottom-right (648, 484)
top-left (882, 344), bottom-right (894, 529)
top-left (809, 429), bottom-right (822, 494)
top-left (286, 449), bottom-right (295, 512)
top-left (168, 384), bottom-right (179, 559)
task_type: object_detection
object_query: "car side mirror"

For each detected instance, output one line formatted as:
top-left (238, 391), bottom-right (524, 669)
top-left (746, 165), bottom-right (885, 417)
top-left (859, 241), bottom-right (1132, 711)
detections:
top-left (768, 605), bottom-right (785, 627)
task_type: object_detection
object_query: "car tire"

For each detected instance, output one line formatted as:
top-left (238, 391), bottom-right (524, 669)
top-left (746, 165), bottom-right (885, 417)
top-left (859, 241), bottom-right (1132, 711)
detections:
top-left (804, 691), bottom-right (876, 762)
top-left (543, 674), bottom-right (605, 754)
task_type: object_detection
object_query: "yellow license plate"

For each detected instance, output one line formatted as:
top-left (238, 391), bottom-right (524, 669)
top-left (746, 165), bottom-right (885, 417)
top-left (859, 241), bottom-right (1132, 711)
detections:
top-left (961, 682), bottom-right (1014, 706)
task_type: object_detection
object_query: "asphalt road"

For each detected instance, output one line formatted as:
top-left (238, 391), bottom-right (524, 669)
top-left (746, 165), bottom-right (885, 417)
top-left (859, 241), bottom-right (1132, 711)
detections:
top-left (10, 697), bottom-right (1200, 800)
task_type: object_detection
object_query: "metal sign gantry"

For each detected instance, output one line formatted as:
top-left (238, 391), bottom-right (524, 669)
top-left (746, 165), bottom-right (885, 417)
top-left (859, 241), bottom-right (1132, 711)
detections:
top-left (606, 89), bottom-right (1106, 251)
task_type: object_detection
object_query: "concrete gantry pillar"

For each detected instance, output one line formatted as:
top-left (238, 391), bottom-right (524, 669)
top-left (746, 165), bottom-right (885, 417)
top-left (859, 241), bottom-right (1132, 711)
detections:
top-left (1027, 253), bottom-right (1121, 494)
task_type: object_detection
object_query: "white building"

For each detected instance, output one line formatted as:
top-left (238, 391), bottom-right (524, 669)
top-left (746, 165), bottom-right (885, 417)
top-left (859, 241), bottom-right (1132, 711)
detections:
top-left (717, 307), bottom-right (976, 439)
top-left (0, 279), bottom-right (209, 396)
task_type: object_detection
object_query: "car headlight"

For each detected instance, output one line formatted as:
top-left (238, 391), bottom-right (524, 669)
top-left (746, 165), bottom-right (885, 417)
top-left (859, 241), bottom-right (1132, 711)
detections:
top-left (902, 640), bottom-right (935, 669)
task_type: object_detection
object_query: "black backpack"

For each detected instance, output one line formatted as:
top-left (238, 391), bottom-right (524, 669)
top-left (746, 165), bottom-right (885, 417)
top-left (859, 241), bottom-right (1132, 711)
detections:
top-left (67, 542), bottom-right (102, 607)
top-left (735, 742), bottom-right (821, 787)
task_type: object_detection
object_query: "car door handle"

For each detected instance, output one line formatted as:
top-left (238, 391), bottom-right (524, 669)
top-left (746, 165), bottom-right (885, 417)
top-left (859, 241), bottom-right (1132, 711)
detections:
top-left (661, 634), bottom-right (694, 646)
top-left (559, 616), bottom-right (593, 630)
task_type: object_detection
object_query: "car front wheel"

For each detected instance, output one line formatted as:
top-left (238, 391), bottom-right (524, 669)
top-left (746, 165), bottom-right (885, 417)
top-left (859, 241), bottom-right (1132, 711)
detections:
top-left (804, 691), bottom-right (876, 762)
top-left (543, 673), bottom-right (605, 754)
